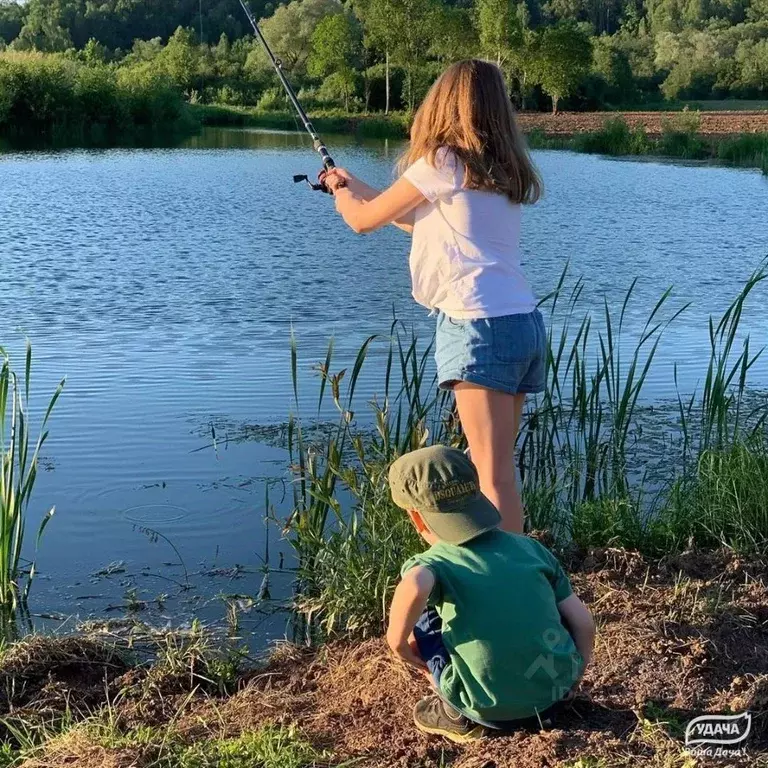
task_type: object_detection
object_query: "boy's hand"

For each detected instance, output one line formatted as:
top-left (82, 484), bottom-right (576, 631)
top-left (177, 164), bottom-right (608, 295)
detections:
top-left (387, 634), bottom-right (429, 673)
top-left (386, 566), bottom-right (436, 675)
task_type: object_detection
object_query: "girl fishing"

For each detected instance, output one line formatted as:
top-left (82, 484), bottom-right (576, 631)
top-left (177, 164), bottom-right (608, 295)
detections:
top-left (322, 59), bottom-right (544, 535)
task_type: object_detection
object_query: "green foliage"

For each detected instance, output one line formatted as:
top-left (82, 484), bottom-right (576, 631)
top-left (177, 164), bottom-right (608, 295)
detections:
top-left (659, 108), bottom-right (707, 157)
top-left (591, 35), bottom-right (638, 104)
top-left (0, 2), bottom-right (23, 47)
top-left (6, 0), bottom-right (253, 52)
top-left (0, 0), bottom-right (766, 111)
top-left (572, 116), bottom-right (651, 153)
top-left (0, 50), bottom-right (192, 142)
top-left (0, 743), bottom-right (15, 768)
top-left (653, 441), bottom-right (768, 553)
top-left (81, 38), bottom-right (107, 65)
top-left (430, 6), bottom-right (478, 63)
top-left (158, 26), bottom-right (201, 93)
top-left (716, 131), bottom-right (768, 172)
top-left (309, 13), bottom-right (361, 111)
top-left (0, 344), bottom-right (63, 615)
top-left (247, 0), bottom-right (343, 78)
top-left (571, 498), bottom-right (646, 549)
top-left (255, 86), bottom-right (287, 111)
top-left (475, 0), bottom-right (524, 65)
top-left (529, 24), bottom-right (594, 112)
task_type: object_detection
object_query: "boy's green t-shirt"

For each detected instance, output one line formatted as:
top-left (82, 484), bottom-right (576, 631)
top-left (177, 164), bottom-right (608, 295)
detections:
top-left (401, 529), bottom-right (583, 722)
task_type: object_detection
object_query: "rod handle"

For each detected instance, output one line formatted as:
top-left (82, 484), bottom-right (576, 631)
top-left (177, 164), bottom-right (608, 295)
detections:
top-left (314, 139), bottom-right (335, 170)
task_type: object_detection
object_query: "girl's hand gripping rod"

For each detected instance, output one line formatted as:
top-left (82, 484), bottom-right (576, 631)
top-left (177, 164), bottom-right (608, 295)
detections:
top-left (239, 0), bottom-right (344, 193)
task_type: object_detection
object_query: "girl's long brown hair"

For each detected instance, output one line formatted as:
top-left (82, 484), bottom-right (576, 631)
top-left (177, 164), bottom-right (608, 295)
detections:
top-left (399, 59), bottom-right (542, 204)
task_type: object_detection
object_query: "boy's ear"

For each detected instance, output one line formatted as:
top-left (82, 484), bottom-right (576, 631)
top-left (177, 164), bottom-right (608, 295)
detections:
top-left (407, 509), bottom-right (429, 534)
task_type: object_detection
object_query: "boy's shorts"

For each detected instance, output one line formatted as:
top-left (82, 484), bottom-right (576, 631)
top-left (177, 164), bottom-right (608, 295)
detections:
top-left (413, 607), bottom-right (565, 730)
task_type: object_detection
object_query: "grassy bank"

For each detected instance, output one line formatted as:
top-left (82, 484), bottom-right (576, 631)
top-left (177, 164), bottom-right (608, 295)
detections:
top-left (0, 52), bottom-right (194, 146)
top-left (526, 118), bottom-right (768, 173)
top-left (0, 547), bottom-right (764, 766)
top-left (196, 104), bottom-right (768, 174)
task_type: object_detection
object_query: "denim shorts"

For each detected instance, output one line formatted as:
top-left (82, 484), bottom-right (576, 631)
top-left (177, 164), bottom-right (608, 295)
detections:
top-left (435, 310), bottom-right (547, 396)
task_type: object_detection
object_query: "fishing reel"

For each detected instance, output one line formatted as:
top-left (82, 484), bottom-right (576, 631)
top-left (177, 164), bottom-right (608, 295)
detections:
top-left (293, 174), bottom-right (328, 192)
top-left (293, 172), bottom-right (347, 195)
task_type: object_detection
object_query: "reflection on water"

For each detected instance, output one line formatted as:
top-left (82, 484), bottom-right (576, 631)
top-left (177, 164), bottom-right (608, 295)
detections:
top-left (1, 127), bottom-right (767, 647)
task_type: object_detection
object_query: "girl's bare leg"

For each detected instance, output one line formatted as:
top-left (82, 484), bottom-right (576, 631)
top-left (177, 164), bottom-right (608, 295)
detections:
top-left (453, 382), bottom-right (526, 534)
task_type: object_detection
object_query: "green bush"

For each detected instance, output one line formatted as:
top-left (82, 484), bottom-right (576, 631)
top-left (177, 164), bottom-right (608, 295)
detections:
top-left (255, 87), bottom-right (288, 112)
top-left (0, 50), bottom-right (192, 144)
top-left (573, 117), bottom-right (650, 155)
top-left (116, 60), bottom-right (187, 129)
top-left (659, 109), bottom-right (707, 159)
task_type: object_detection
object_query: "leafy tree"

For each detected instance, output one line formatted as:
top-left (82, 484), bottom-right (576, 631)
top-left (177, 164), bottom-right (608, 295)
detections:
top-left (158, 26), bottom-right (201, 94)
top-left (529, 24), bottom-right (594, 112)
top-left (736, 37), bottom-right (768, 91)
top-left (309, 12), bottom-right (362, 109)
top-left (355, 0), bottom-right (403, 113)
top-left (592, 34), bottom-right (638, 101)
top-left (747, 0), bottom-right (768, 21)
top-left (430, 6), bottom-right (478, 63)
top-left (508, 23), bottom-right (542, 107)
top-left (476, 0), bottom-right (522, 65)
top-left (0, 1), bottom-right (24, 46)
top-left (82, 37), bottom-right (107, 65)
top-left (247, 0), bottom-right (343, 78)
top-left (125, 37), bottom-right (165, 65)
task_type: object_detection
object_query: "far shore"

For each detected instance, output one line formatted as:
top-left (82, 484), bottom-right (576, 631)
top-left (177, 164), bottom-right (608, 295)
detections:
top-left (192, 104), bottom-right (768, 174)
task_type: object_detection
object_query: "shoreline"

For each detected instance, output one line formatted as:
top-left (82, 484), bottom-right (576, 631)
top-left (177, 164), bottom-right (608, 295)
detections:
top-left (2, 544), bottom-right (765, 767)
top-left (192, 104), bottom-right (768, 174)
top-left (2, 104), bottom-right (765, 175)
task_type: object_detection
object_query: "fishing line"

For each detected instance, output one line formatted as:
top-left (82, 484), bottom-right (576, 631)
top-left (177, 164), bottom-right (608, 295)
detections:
top-left (238, 0), bottom-right (343, 193)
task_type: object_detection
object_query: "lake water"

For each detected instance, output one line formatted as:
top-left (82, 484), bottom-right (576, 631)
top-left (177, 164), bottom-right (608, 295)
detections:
top-left (1, 128), bottom-right (767, 645)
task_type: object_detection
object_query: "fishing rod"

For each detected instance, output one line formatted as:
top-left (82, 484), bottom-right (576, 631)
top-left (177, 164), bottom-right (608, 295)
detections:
top-left (239, 0), bottom-right (341, 193)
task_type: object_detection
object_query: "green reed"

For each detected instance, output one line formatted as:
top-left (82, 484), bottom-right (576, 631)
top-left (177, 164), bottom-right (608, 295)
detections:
top-left (0, 343), bottom-right (64, 615)
top-left (285, 266), bottom-right (768, 638)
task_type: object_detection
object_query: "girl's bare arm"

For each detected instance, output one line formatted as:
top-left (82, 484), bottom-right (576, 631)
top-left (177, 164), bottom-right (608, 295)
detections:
top-left (325, 169), bottom-right (421, 234)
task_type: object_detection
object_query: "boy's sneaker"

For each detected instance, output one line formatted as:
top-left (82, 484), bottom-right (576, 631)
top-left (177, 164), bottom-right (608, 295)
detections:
top-left (413, 696), bottom-right (487, 743)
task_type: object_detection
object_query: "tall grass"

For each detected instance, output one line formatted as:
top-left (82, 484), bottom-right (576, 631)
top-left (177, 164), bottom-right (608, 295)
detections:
top-left (0, 344), bottom-right (64, 615)
top-left (284, 266), bottom-right (768, 638)
top-left (716, 133), bottom-right (768, 175)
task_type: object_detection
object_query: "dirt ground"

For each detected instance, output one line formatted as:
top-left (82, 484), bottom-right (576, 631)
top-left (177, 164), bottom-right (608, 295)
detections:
top-left (3, 546), bottom-right (767, 767)
top-left (516, 111), bottom-right (768, 137)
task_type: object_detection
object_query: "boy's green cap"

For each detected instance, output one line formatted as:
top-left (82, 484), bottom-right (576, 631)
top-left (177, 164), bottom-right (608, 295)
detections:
top-left (389, 445), bottom-right (501, 545)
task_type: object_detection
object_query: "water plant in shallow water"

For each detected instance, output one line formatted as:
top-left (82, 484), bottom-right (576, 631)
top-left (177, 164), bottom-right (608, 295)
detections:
top-left (284, 264), bottom-right (768, 638)
top-left (0, 343), bottom-right (64, 616)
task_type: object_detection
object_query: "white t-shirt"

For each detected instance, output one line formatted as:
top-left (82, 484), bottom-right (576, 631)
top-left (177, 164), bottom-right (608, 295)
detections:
top-left (402, 149), bottom-right (536, 319)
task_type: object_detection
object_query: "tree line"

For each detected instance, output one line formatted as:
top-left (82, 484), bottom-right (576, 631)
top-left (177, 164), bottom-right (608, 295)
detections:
top-left (1, 0), bottom-right (767, 114)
